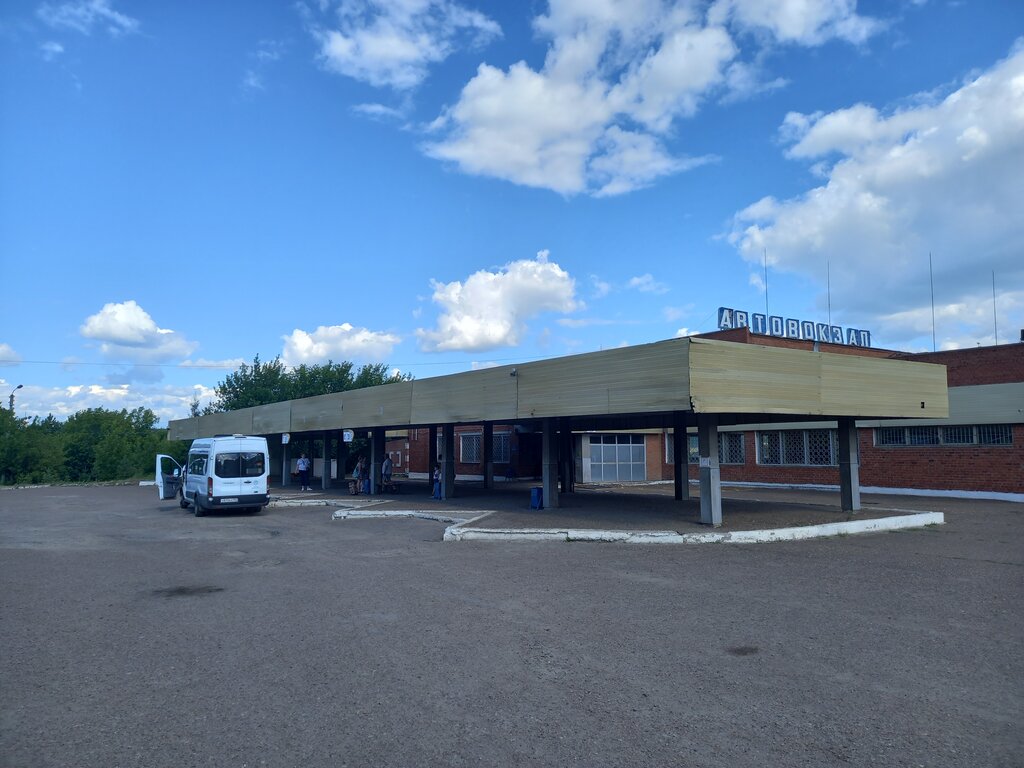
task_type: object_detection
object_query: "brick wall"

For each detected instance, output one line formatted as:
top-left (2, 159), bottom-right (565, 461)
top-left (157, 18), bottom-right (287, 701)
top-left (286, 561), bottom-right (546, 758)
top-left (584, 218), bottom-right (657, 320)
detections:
top-left (893, 345), bottom-right (1024, 386)
top-left (660, 426), bottom-right (1024, 494)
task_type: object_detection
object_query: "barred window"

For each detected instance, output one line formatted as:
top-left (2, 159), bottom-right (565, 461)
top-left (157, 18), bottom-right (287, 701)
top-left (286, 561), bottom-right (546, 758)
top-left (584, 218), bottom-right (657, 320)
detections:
top-left (688, 435), bottom-right (699, 463)
top-left (783, 431), bottom-right (805, 464)
top-left (460, 433), bottom-right (482, 463)
top-left (978, 424), bottom-right (1013, 445)
top-left (719, 432), bottom-right (745, 464)
top-left (876, 427), bottom-right (907, 446)
top-left (908, 426), bottom-right (940, 445)
top-left (757, 430), bottom-right (837, 465)
top-left (492, 432), bottom-right (511, 463)
top-left (758, 432), bottom-right (782, 465)
top-left (807, 430), bottom-right (834, 465)
top-left (942, 425), bottom-right (974, 444)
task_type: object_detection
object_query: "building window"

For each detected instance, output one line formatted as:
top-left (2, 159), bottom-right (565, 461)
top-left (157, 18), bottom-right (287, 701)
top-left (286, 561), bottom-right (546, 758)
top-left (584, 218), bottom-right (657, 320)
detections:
top-left (589, 434), bottom-right (645, 482)
top-left (876, 427), bottom-right (907, 446)
top-left (876, 424), bottom-right (1014, 447)
top-left (757, 430), bottom-right (838, 466)
top-left (978, 424), bottom-right (1013, 445)
top-left (908, 426), bottom-right (940, 445)
top-left (688, 435), bottom-right (699, 463)
top-left (460, 433), bottom-right (482, 463)
top-left (719, 433), bottom-right (745, 464)
top-left (942, 425), bottom-right (974, 444)
top-left (492, 432), bottom-right (511, 463)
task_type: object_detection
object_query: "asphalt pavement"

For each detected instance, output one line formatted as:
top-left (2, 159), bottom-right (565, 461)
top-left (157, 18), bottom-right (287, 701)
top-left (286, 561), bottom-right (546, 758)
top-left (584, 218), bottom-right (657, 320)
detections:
top-left (1, 484), bottom-right (1021, 767)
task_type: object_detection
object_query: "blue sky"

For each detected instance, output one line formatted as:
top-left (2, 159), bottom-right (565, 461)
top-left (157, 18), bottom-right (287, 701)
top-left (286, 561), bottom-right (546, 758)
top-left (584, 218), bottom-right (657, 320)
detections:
top-left (1, 0), bottom-right (1022, 424)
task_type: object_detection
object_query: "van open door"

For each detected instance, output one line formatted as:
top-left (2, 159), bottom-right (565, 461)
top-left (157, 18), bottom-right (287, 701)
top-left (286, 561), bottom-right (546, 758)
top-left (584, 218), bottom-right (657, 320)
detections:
top-left (155, 454), bottom-right (183, 500)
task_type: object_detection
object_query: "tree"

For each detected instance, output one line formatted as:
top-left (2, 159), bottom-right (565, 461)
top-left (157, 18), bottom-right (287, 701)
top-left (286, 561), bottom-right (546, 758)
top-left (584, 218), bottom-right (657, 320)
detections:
top-left (210, 355), bottom-right (290, 412)
top-left (207, 356), bottom-right (411, 411)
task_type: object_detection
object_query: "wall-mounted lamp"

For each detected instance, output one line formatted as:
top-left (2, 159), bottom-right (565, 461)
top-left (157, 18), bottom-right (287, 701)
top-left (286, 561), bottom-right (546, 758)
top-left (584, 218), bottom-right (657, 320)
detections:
top-left (510, 369), bottom-right (518, 377)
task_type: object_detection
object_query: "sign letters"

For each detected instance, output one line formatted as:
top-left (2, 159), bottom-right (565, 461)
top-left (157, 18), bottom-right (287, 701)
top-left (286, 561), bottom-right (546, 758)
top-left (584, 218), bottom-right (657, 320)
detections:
top-left (717, 307), bottom-right (871, 347)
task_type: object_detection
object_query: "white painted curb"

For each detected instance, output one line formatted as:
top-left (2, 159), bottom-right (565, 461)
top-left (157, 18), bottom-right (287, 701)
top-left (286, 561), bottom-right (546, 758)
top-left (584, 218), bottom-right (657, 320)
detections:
top-left (332, 509), bottom-right (477, 525)
top-left (442, 512), bottom-right (944, 544)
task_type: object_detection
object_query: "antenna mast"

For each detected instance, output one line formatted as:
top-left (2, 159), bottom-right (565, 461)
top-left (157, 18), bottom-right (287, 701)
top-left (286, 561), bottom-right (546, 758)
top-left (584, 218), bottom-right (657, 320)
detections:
top-left (929, 253), bottom-right (936, 352)
top-left (763, 248), bottom-right (769, 317)
top-left (992, 271), bottom-right (999, 345)
top-left (826, 260), bottom-right (832, 327)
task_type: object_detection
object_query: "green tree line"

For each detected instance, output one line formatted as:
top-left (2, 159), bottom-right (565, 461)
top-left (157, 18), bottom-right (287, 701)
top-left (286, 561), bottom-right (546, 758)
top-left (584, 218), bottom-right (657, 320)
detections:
top-left (1, 357), bottom-right (410, 485)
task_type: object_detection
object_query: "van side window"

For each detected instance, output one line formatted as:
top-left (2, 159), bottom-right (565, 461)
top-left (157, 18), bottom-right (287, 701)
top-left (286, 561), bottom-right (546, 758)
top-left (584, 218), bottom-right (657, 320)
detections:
top-left (188, 453), bottom-right (207, 474)
top-left (215, 453), bottom-right (242, 478)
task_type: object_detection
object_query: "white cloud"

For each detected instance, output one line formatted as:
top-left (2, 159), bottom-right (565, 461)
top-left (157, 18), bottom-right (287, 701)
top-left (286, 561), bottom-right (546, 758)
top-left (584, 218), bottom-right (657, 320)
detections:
top-left (281, 323), bottom-right (400, 367)
top-left (469, 360), bottom-right (499, 370)
top-left (37, 0), bottom-right (139, 36)
top-left (311, 0), bottom-right (500, 90)
top-left (352, 102), bottom-right (406, 120)
top-left (423, 1), bottom-right (874, 196)
top-left (416, 250), bottom-right (581, 352)
top-left (727, 43), bottom-right (1024, 347)
top-left (40, 41), bottom-right (64, 60)
top-left (179, 357), bottom-right (247, 370)
top-left (627, 273), bottom-right (670, 294)
top-left (590, 275), bottom-right (612, 299)
top-left (80, 301), bottom-right (198, 362)
top-left (708, 0), bottom-right (881, 46)
top-left (0, 343), bottom-right (21, 366)
top-left (17, 382), bottom-right (207, 423)
top-left (675, 327), bottom-right (694, 337)
top-left (243, 70), bottom-right (264, 91)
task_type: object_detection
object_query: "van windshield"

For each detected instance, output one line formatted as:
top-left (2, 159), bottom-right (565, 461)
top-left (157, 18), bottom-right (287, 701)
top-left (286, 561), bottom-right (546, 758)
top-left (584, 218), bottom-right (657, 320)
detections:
top-left (215, 452), bottom-right (265, 478)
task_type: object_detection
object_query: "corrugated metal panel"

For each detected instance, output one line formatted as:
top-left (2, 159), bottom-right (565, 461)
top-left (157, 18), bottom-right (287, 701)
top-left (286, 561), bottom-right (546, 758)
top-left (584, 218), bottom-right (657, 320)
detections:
top-left (253, 401), bottom-right (291, 434)
top-left (516, 338), bottom-right (690, 418)
top-left (167, 418), bottom-right (198, 442)
top-left (819, 353), bottom-right (948, 418)
top-left (858, 383), bottom-right (1023, 427)
top-left (193, 409), bottom-right (255, 439)
top-left (688, 339), bottom-right (821, 414)
top-left (410, 366), bottom-right (518, 424)
top-left (291, 381), bottom-right (414, 431)
top-left (689, 338), bottom-right (949, 418)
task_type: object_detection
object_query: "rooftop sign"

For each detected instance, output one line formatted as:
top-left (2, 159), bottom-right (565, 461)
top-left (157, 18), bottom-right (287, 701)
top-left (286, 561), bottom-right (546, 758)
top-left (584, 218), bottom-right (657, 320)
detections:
top-left (718, 306), bottom-right (871, 347)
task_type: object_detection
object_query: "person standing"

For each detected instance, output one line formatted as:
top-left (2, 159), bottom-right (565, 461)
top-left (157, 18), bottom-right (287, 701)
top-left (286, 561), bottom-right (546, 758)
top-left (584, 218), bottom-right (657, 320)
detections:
top-left (296, 453), bottom-right (311, 491)
top-left (360, 457), bottom-right (370, 494)
top-left (432, 463), bottom-right (441, 500)
top-left (382, 455), bottom-right (393, 489)
top-left (351, 456), bottom-right (362, 495)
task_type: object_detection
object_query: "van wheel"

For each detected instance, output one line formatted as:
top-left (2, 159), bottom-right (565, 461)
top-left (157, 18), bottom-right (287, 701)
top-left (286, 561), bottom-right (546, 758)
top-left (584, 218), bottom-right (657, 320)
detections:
top-left (194, 497), bottom-right (206, 517)
top-left (179, 490), bottom-right (190, 509)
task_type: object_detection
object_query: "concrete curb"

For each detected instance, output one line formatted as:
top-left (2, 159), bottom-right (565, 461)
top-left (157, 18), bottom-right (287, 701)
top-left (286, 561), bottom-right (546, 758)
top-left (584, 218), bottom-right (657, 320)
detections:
top-left (332, 509), bottom-right (477, 525)
top-left (442, 512), bottom-right (944, 544)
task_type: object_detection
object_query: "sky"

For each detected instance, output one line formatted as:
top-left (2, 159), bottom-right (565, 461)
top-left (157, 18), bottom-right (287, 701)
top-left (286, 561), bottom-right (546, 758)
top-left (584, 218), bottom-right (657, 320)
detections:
top-left (1, 0), bottom-right (1022, 425)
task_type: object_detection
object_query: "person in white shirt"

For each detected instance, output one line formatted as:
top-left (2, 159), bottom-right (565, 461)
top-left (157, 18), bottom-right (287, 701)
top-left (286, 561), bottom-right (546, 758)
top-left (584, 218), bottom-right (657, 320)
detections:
top-left (296, 453), bottom-right (311, 491)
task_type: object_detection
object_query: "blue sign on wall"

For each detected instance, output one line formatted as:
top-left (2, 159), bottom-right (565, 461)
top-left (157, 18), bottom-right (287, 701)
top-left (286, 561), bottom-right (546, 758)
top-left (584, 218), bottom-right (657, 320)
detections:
top-left (717, 307), bottom-right (871, 347)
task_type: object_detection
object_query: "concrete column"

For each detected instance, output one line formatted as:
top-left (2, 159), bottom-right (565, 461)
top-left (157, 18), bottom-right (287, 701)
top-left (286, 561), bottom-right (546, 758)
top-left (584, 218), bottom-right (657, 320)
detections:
top-left (838, 417), bottom-right (861, 512)
top-left (442, 424), bottom-right (455, 499)
top-left (428, 426), bottom-right (438, 491)
top-left (672, 413), bottom-right (689, 501)
top-left (483, 423), bottom-right (494, 489)
top-left (321, 431), bottom-right (331, 490)
top-left (558, 423), bottom-right (574, 493)
top-left (697, 414), bottom-right (722, 527)
top-left (542, 418), bottom-right (560, 509)
top-left (371, 427), bottom-right (385, 495)
top-left (281, 442), bottom-right (290, 487)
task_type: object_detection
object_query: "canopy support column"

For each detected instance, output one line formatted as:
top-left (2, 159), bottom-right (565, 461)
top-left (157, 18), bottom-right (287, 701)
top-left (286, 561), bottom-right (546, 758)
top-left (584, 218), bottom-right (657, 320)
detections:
top-left (542, 418), bottom-right (560, 509)
top-left (428, 426), bottom-right (438, 491)
top-left (483, 423), bottom-right (494, 489)
top-left (673, 412), bottom-right (689, 502)
top-left (839, 417), bottom-right (861, 512)
top-left (698, 414), bottom-right (722, 527)
top-left (321, 431), bottom-right (331, 490)
top-left (442, 424), bottom-right (455, 499)
top-left (371, 427), bottom-right (385, 495)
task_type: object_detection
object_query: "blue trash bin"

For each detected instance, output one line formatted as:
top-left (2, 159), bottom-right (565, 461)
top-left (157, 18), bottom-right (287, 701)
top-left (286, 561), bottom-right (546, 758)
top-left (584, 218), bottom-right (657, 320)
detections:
top-left (530, 486), bottom-right (544, 510)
